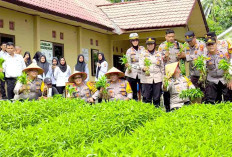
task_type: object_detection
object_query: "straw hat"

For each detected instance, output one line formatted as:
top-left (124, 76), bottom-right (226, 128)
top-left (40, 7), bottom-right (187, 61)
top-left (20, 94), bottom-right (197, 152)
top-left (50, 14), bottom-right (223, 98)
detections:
top-left (22, 63), bottom-right (44, 75)
top-left (165, 62), bottom-right (179, 79)
top-left (68, 71), bottom-right (87, 83)
top-left (105, 67), bottom-right (125, 79)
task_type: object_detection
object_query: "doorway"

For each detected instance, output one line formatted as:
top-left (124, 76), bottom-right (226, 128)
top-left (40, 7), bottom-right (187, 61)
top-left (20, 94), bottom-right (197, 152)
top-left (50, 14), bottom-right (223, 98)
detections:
top-left (0, 33), bottom-right (15, 44)
top-left (53, 43), bottom-right (64, 60)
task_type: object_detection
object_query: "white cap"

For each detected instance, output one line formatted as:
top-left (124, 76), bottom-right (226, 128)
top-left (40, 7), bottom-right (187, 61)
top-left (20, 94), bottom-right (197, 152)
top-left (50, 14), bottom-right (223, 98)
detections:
top-left (129, 33), bottom-right (139, 40)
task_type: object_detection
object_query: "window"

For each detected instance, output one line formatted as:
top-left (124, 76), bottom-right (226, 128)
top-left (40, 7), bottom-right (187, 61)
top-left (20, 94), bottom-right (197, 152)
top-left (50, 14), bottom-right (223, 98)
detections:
top-left (91, 49), bottom-right (99, 76)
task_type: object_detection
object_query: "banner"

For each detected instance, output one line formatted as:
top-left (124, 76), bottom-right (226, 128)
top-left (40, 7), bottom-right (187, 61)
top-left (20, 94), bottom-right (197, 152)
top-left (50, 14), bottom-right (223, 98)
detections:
top-left (40, 41), bottom-right (53, 64)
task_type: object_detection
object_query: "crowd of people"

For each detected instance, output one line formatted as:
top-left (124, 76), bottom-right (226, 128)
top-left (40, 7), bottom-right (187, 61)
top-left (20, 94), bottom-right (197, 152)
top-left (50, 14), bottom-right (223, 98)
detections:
top-left (0, 29), bottom-right (232, 112)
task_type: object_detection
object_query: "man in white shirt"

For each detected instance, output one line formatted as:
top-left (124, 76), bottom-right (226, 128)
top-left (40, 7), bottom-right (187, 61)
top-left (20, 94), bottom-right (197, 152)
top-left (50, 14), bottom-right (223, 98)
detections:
top-left (2, 42), bottom-right (26, 99)
top-left (0, 42), bottom-right (8, 99)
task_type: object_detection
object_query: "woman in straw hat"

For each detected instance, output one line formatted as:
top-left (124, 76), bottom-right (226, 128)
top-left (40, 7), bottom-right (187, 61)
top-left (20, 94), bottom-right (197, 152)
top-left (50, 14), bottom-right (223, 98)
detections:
top-left (67, 71), bottom-right (98, 103)
top-left (163, 62), bottom-right (195, 111)
top-left (103, 67), bottom-right (132, 101)
top-left (14, 63), bottom-right (44, 100)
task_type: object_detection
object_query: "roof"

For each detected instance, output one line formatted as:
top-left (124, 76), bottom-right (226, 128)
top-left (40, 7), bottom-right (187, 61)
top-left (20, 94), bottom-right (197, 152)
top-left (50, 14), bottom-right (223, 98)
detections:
top-left (3, 0), bottom-right (207, 33)
top-left (98, 0), bottom-right (196, 30)
top-left (3, 0), bottom-right (114, 30)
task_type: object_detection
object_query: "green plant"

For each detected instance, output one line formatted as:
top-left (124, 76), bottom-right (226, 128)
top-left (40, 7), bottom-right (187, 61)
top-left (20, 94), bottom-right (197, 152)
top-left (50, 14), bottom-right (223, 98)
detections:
top-left (164, 42), bottom-right (174, 51)
top-left (179, 42), bottom-right (189, 54)
top-left (179, 88), bottom-right (204, 100)
top-left (120, 55), bottom-right (132, 72)
top-left (95, 75), bottom-right (110, 100)
top-left (0, 58), bottom-right (5, 81)
top-left (163, 76), bottom-right (170, 89)
top-left (66, 84), bottom-right (76, 97)
top-left (179, 59), bottom-right (186, 76)
top-left (144, 57), bottom-right (151, 76)
top-left (17, 72), bottom-right (28, 85)
top-left (194, 55), bottom-right (208, 86)
top-left (219, 59), bottom-right (232, 82)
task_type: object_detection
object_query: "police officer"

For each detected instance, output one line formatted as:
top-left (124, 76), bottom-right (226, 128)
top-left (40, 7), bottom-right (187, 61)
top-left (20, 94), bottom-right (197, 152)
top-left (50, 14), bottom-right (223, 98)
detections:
top-left (163, 62), bottom-right (195, 111)
top-left (204, 38), bottom-right (232, 104)
top-left (14, 63), bottom-right (44, 101)
top-left (158, 29), bottom-right (181, 111)
top-left (67, 71), bottom-right (99, 103)
top-left (125, 33), bottom-right (145, 101)
top-left (139, 37), bottom-right (164, 107)
top-left (205, 32), bottom-right (232, 102)
top-left (105, 67), bottom-right (132, 101)
top-left (184, 31), bottom-right (206, 90)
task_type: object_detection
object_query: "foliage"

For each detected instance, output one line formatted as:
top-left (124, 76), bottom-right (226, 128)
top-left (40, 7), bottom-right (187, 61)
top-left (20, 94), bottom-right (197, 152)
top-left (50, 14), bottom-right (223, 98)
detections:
top-left (95, 75), bottom-right (109, 99)
top-left (194, 55), bottom-right (209, 85)
top-left (0, 58), bottom-right (5, 81)
top-left (179, 88), bottom-right (204, 100)
top-left (163, 76), bottom-right (170, 89)
top-left (164, 42), bottom-right (174, 51)
top-left (144, 57), bottom-right (151, 76)
top-left (179, 42), bottom-right (189, 54)
top-left (120, 55), bottom-right (131, 71)
top-left (202, 0), bottom-right (232, 35)
top-left (219, 59), bottom-right (232, 81)
top-left (179, 59), bottom-right (186, 76)
top-left (66, 84), bottom-right (76, 97)
top-left (17, 72), bottom-right (28, 85)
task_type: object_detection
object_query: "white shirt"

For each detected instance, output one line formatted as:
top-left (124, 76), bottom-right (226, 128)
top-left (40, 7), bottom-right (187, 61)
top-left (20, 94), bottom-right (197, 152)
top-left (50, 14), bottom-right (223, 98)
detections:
top-left (3, 54), bottom-right (26, 78)
top-left (54, 65), bottom-right (71, 87)
top-left (95, 61), bottom-right (108, 81)
top-left (0, 50), bottom-right (9, 60)
top-left (46, 65), bottom-right (58, 85)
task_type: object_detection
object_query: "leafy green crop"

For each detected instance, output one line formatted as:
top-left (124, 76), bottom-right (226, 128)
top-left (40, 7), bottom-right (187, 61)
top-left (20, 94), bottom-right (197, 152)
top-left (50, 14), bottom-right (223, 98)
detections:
top-left (144, 57), bottom-right (151, 76)
top-left (179, 42), bottom-right (189, 53)
top-left (120, 55), bottom-right (132, 71)
top-left (165, 42), bottom-right (174, 51)
top-left (17, 72), bottom-right (28, 85)
top-left (95, 75), bottom-right (109, 99)
top-left (219, 59), bottom-right (232, 82)
top-left (66, 84), bottom-right (76, 97)
top-left (194, 55), bottom-right (208, 86)
top-left (179, 59), bottom-right (186, 76)
top-left (179, 88), bottom-right (204, 100)
top-left (0, 57), bottom-right (5, 81)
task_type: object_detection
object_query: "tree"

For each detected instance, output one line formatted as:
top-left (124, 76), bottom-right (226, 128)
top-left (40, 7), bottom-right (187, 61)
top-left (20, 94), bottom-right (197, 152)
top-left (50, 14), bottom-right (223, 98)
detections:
top-left (201, 0), bottom-right (232, 35)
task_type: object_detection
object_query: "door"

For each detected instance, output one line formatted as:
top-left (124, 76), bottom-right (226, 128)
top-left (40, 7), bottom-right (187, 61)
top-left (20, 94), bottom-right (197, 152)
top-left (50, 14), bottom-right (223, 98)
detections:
top-left (53, 43), bottom-right (64, 60)
top-left (113, 55), bottom-right (125, 72)
top-left (0, 33), bottom-right (15, 44)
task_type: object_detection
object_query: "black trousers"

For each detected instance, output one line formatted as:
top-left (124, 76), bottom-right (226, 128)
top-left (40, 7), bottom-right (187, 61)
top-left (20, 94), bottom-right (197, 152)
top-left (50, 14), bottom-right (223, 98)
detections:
top-left (163, 91), bottom-right (170, 112)
top-left (56, 86), bottom-right (65, 95)
top-left (190, 76), bottom-right (206, 102)
top-left (205, 81), bottom-right (232, 104)
top-left (0, 72), bottom-right (6, 98)
top-left (127, 76), bottom-right (142, 101)
top-left (142, 82), bottom-right (162, 107)
top-left (5, 77), bottom-right (17, 100)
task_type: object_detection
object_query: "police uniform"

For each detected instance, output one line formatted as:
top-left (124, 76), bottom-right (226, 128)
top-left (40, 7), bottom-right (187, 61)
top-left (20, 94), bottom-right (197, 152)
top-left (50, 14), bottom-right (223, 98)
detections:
top-left (125, 33), bottom-right (145, 100)
top-left (204, 38), bottom-right (232, 104)
top-left (68, 71), bottom-right (99, 102)
top-left (14, 78), bottom-right (43, 100)
top-left (184, 31), bottom-right (206, 89)
top-left (13, 63), bottom-right (44, 100)
top-left (158, 31), bottom-right (181, 111)
top-left (139, 37), bottom-right (164, 107)
top-left (106, 79), bottom-right (132, 101)
top-left (167, 76), bottom-right (195, 110)
top-left (104, 67), bottom-right (132, 101)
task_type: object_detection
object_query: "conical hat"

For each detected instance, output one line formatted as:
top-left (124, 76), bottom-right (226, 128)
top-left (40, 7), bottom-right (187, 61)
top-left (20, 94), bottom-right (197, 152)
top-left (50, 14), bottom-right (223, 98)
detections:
top-left (68, 71), bottom-right (87, 83)
top-left (165, 62), bottom-right (179, 79)
top-left (105, 67), bottom-right (125, 79)
top-left (22, 63), bottom-right (44, 75)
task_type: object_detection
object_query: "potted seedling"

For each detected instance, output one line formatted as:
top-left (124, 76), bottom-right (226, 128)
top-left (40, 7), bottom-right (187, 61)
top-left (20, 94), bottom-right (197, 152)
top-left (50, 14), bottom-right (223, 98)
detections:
top-left (17, 72), bottom-right (30, 94)
top-left (179, 88), bottom-right (204, 104)
top-left (66, 84), bottom-right (76, 98)
top-left (95, 75), bottom-right (110, 100)
top-left (144, 58), bottom-right (151, 76)
top-left (219, 59), bottom-right (232, 82)
top-left (120, 55), bottom-right (132, 73)
top-left (194, 55), bottom-right (208, 87)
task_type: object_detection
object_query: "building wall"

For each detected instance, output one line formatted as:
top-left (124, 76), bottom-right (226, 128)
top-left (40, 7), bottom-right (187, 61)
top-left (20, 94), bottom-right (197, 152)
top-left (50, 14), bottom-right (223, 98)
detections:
top-left (0, 7), bottom-right (34, 54)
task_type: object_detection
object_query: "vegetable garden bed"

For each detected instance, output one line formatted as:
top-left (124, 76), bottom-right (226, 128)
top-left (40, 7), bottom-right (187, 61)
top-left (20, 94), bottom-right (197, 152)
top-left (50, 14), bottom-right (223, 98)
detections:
top-left (0, 98), bottom-right (232, 156)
